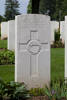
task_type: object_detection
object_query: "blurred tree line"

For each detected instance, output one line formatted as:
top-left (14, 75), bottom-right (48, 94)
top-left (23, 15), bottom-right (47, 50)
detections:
top-left (0, 0), bottom-right (20, 22)
top-left (27, 0), bottom-right (67, 21)
top-left (0, 0), bottom-right (67, 22)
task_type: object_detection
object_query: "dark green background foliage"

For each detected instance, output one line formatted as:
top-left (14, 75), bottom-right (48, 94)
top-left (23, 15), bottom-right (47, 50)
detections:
top-left (4, 0), bottom-right (20, 21)
top-left (0, 0), bottom-right (66, 21)
top-left (39, 0), bottom-right (56, 20)
top-left (28, 0), bottom-right (67, 20)
top-left (0, 50), bottom-right (15, 65)
top-left (0, 16), bottom-right (6, 23)
top-left (27, 0), bottom-right (32, 13)
top-left (54, 29), bottom-right (60, 42)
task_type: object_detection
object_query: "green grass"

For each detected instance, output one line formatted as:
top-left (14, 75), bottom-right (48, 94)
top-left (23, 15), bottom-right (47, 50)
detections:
top-left (0, 65), bottom-right (14, 82)
top-left (0, 48), bottom-right (64, 82)
top-left (51, 48), bottom-right (64, 80)
top-left (0, 39), bottom-right (7, 49)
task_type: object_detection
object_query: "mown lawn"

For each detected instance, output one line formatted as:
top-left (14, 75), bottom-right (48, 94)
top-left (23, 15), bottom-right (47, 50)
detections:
top-left (51, 48), bottom-right (64, 80)
top-left (0, 48), bottom-right (64, 82)
top-left (0, 65), bottom-right (14, 82)
top-left (0, 39), bottom-right (7, 49)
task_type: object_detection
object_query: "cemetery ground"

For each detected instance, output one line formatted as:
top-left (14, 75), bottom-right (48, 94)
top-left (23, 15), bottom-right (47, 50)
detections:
top-left (0, 48), bottom-right (65, 100)
top-left (0, 38), bottom-right (7, 49)
top-left (0, 39), bottom-right (65, 100)
top-left (0, 48), bottom-right (64, 82)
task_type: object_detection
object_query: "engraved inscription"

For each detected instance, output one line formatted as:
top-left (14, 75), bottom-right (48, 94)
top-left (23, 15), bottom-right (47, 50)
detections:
top-left (19, 30), bottom-right (48, 78)
top-left (27, 40), bottom-right (41, 55)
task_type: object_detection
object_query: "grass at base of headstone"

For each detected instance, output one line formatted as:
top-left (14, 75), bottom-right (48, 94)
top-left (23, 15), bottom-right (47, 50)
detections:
top-left (0, 39), bottom-right (7, 49)
top-left (0, 48), bottom-right (64, 82)
top-left (0, 65), bottom-right (14, 82)
top-left (51, 48), bottom-right (64, 80)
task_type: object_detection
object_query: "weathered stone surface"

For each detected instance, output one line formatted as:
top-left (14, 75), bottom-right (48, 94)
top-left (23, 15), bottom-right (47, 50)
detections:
top-left (60, 21), bottom-right (65, 43)
top-left (50, 21), bottom-right (59, 43)
top-left (8, 20), bottom-right (15, 50)
top-left (65, 16), bottom-right (67, 79)
top-left (15, 14), bottom-right (50, 88)
top-left (1, 22), bottom-right (8, 40)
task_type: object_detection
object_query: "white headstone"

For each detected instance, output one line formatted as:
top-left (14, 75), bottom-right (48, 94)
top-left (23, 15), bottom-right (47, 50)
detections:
top-left (51, 21), bottom-right (59, 43)
top-left (8, 20), bottom-right (15, 50)
top-left (1, 22), bottom-right (8, 40)
top-left (65, 16), bottom-right (67, 79)
top-left (15, 14), bottom-right (50, 88)
top-left (60, 21), bottom-right (65, 42)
